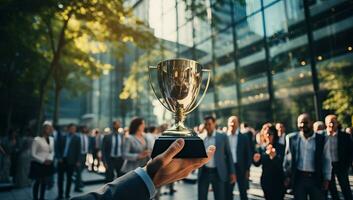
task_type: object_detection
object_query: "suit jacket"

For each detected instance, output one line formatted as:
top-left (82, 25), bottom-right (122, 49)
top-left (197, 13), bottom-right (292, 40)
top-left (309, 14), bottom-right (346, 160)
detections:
top-left (333, 130), bottom-right (353, 170)
top-left (283, 132), bottom-right (327, 185)
top-left (54, 130), bottom-right (63, 160)
top-left (121, 135), bottom-right (149, 173)
top-left (102, 132), bottom-right (124, 164)
top-left (57, 134), bottom-right (81, 165)
top-left (88, 136), bottom-right (96, 154)
top-left (242, 130), bottom-right (255, 156)
top-left (199, 131), bottom-right (235, 182)
top-left (254, 143), bottom-right (285, 190)
top-left (232, 131), bottom-right (252, 174)
top-left (72, 170), bottom-right (150, 200)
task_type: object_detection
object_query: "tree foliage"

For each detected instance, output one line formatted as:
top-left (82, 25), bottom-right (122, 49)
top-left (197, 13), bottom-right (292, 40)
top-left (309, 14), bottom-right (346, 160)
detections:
top-left (320, 61), bottom-right (353, 127)
top-left (119, 49), bottom-right (174, 100)
top-left (0, 0), bottom-right (157, 131)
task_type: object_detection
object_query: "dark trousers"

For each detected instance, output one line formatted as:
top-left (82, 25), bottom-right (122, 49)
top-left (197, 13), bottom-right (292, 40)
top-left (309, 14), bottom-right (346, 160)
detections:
top-left (294, 172), bottom-right (325, 200)
top-left (327, 162), bottom-right (353, 200)
top-left (105, 157), bottom-right (124, 183)
top-left (226, 163), bottom-right (248, 200)
top-left (198, 167), bottom-right (225, 200)
top-left (57, 160), bottom-right (75, 198)
top-left (75, 154), bottom-right (86, 189)
top-left (32, 178), bottom-right (46, 200)
top-left (262, 182), bottom-right (284, 200)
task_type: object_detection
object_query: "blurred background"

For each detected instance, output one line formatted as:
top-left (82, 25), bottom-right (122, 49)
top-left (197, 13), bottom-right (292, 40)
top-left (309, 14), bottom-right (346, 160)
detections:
top-left (1, 0), bottom-right (352, 133)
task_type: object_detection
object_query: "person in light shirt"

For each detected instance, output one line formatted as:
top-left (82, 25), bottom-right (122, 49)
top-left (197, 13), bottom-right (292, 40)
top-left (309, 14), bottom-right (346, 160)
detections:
top-left (75, 126), bottom-right (90, 192)
top-left (226, 116), bottom-right (251, 200)
top-left (283, 113), bottom-right (331, 200)
top-left (198, 116), bottom-right (235, 200)
top-left (102, 120), bottom-right (125, 183)
top-left (29, 124), bottom-right (55, 200)
top-left (325, 114), bottom-right (353, 200)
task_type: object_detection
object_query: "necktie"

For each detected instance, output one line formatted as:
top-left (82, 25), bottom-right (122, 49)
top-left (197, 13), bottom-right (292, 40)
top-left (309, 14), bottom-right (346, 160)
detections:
top-left (114, 134), bottom-right (119, 156)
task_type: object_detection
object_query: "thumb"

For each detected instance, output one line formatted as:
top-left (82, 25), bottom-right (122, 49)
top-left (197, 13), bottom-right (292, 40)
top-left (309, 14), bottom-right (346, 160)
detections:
top-left (161, 138), bottom-right (185, 163)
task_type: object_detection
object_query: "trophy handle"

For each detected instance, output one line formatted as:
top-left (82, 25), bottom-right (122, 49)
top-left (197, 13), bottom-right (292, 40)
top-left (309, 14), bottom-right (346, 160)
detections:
top-left (185, 68), bottom-right (211, 115)
top-left (148, 66), bottom-right (173, 112)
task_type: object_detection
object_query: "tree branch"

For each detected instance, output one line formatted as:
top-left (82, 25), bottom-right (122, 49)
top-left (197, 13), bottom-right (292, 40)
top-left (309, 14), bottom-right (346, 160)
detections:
top-left (44, 18), bottom-right (56, 55)
top-left (41, 9), bottom-right (74, 89)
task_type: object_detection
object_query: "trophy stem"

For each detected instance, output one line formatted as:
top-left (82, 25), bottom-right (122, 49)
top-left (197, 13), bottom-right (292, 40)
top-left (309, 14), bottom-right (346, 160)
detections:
top-left (175, 104), bottom-right (185, 125)
top-left (161, 104), bottom-right (196, 136)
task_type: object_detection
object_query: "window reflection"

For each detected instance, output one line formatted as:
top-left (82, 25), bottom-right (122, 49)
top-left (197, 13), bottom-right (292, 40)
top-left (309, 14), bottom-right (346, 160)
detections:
top-left (144, 0), bottom-right (353, 130)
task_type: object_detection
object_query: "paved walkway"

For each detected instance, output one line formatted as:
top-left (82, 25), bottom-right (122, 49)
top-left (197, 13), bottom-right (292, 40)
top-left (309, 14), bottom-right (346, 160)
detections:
top-left (0, 167), bottom-right (352, 200)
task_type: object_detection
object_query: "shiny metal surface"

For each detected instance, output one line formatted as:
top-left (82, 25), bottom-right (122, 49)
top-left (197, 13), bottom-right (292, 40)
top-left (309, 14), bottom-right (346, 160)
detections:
top-left (149, 58), bottom-right (211, 136)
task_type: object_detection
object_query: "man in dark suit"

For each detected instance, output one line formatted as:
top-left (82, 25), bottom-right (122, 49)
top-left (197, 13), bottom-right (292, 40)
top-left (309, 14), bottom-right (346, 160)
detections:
top-left (75, 126), bottom-right (89, 192)
top-left (198, 116), bottom-right (236, 200)
top-left (325, 114), bottom-right (353, 200)
top-left (56, 123), bottom-right (81, 199)
top-left (73, 138), bottom-right (216, 200)
top-left (102, 120), bottom-right (125, 182)
top-left (283, 113), bottom-right (331, 200)
top-left (226, 116), bottom-right (251, 200)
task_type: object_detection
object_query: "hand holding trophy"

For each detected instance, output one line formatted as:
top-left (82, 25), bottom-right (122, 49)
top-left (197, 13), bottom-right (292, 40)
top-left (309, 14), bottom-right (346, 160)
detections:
top-left (148, 58), bottom-right (211, 158)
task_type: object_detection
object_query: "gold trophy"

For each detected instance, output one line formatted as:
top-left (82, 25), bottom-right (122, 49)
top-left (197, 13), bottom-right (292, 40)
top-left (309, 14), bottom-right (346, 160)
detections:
top-left (148, 58), bottom-right (211, 158)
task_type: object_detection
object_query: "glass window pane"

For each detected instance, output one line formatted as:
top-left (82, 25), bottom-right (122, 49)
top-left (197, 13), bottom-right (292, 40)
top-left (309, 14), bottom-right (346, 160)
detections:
top-left (195, 39), bottom-right (212, 64)
top-left (265, 0), bottom-right (315, 129)
top-left (162, 7), bottom-right (177, 36)
top-left (194, 13), bottom-right (212, 44)
top-left (178, 22), bottom-right (193, 52)
top-left (234, 0), bottom-right (262, 21)
top-left (236, 12), bottom-right (264, 58)
top-left (214, 28), bottom-right (234, 59)
top-left (177, 0), bottom-right (192, 27)
top-left (163, 0), bottom-right (176, 12)
top-left (311, 0), bottom-right (353, 126)
top-left (149, 0), bottom-right (163, 38)
top-left (212, 2), bottom-right (232, 31)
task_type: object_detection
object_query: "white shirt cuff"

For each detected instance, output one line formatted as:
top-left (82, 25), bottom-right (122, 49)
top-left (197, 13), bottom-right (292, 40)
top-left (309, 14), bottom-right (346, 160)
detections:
top-left (134, 167), bottom-right (156, 199)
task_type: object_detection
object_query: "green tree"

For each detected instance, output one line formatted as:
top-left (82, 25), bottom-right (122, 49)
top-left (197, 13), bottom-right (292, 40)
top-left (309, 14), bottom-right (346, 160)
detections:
top-left (51, 42), bottom-right (102, 125)
top-left (31, 0), bottom-right (156, 128)
top-left (119, 49), bottom-right (174, 100)
top-left (0, 0), bottom-right (54, 132)
top-left (321, 61), bottom-right (353, 127)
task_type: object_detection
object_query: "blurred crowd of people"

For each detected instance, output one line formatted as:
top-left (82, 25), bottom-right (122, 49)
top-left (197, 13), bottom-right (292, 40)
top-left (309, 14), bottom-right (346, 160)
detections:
top-left (0, 118), bottom-right (168, 200)
top-left (194, 114), bottom-right (353, 200)
top-left (0, 113), bottom-right (352, 200)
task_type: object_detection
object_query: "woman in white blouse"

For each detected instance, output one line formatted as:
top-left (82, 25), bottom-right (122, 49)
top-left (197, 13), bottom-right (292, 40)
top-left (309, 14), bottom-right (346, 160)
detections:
top-left (29, 124), bottom-right (54, 200)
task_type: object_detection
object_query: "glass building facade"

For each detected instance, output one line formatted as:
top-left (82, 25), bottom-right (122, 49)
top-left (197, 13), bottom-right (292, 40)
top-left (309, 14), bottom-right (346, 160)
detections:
top-left (138, 0), bottom-right (353, 131)
top-left (76, 0), bottom-right (353, 131)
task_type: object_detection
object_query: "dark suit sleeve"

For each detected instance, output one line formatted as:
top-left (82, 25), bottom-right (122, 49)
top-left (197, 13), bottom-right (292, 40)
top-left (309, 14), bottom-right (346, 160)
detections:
top-left (283, 134), bottom-right (292, 177)
top-left (243, 135), bottom-right (252, 170)
top-left (54, 134), bottom-right (63, 159)
top-left (102, 135), bottom-right (109, 164)
top-left (224, 135), bottom-right (235, 175)
top-left (75, 136), bottom-right (81, 163)
top-left (72, 171), bottom-right (150, 200)
top-left (346, 132), bottom-right (353, 167)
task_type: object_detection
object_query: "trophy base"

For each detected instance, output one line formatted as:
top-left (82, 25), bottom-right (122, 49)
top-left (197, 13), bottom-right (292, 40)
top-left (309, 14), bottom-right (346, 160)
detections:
top-left (151, 136), bottom-right (207, 158)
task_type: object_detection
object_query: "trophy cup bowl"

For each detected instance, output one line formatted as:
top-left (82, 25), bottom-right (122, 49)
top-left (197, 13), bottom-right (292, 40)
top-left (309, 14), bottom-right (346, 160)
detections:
top-left (148, 58), bottom-right (211, 158)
